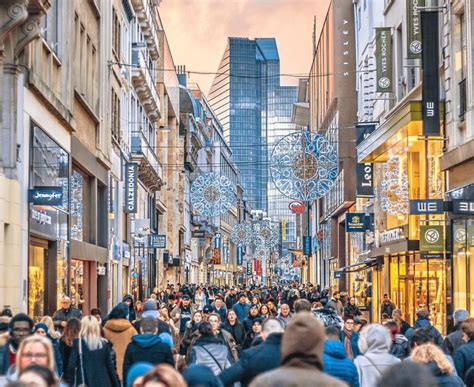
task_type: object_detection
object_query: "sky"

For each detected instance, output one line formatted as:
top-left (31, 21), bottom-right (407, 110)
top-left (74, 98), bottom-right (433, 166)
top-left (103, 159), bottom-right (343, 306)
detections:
top-left (160, 0), bottom-right (331, 94)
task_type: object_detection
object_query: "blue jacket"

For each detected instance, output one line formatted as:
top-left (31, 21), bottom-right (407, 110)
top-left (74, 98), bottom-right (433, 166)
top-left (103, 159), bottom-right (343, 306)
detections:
top-left (340, 330), bottom-right (361, 359)
top-left (427, 362), bottom-right (464, 386)
top-left (405, 317), bottom-right (443, 346)
top-left (232, 302), bottom-right (250, 322)
top-left (0, 342), bottom-right (12, 376)
top-left (323, 340), bottom-right (359, 387)
top-left (454, 338), bottom-right (474, 380)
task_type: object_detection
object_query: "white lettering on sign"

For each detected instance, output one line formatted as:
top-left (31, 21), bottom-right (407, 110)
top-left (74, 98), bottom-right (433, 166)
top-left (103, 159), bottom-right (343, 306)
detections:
top-left (361, 163), bottom-right (372, 187)
top-left (379, 228), bottom-right (404, 244)
top-left (31, 209), bottom-right (52, 225)
top-left (460, 202), bottom-right (474, 212)
top-left (33, 192), bottom-right (62, 201)
top-left (126, 164), bottom-right (136, 211)
top-left (426, 102), bottom-right (435, 117)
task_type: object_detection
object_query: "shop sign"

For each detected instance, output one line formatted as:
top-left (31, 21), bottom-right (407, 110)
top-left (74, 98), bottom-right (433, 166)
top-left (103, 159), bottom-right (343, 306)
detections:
top-left (288, 201), bottom-right (305, 214)
top-left (355, 123), bottom-right (376, 197)
top-left (97, 264), bottom-right (106, 276)
top-left (172, 257), bottom-right (181, 267)
top-left (122, 243), bottom-right (131, 259)
top-left (125, 162), bottom-right (138, 213)
top-left (334, 270), bottom-right (343, 279)
top-left (31, 208), bottom-right (52, 225)
top-left (134, 219), bottom-right (151, 235)
top-left (452, 200), bottom-right (474, 215)
top-left (421, 252), bottom-right (443, 259)
top-left (246, 260), bottom-right (252, 276)
top-left (422, 11), bottom-right (440, 136)
top-left (346, 213), bottom-right (372, 233)
top-left (192, 230), bottom-right (205, 238)
top-left (375, 28), bottom-right (393, 92)
top-left (223, 243), bottom-right (229, 264)
top-left (407, 0), bottom-right (425, 59)
top-left (410, 200), bottom-right (444, 214)
top-left (379, 228), bottom-right (405, 245)
top-left (214, 233), bottom-right (221, 249)
top-left (281, 217), bottom-right (287, 241)
top-left (213, 248), bottom-right (221, 264)
top-left (420, 225), bottom-right (444, 251)
top-left (150, 234), bottom-right (166, 249)
top-left (303, 235), bottom-right (312, 256)
top-left (29, 186), bottom-right (63, 206)
top-left (237, 246), bottom-right (244, 266)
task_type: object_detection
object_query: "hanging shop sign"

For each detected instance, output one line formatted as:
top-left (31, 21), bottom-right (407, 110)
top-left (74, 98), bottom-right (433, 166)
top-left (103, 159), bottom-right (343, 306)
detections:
top-left (410, 199), bottom-right (444, 215)
top-left (237, 246), bottom-right (244, 266)
top-left (421, 11), bottom-right (440, 136)
top-left (214, 233), bottom-right (221, 249)
top-left (28, 186), bottom-right (63, 206)
top-left (281, 217), bottom-right (287, 241)
top-left (246, 260), bottom-right (252, 276)
top-left (134, 219), bottom-right (151, 235)
top-left (303, 235), bottom-right (312, 256)
top-left (346, 213), bottom-right (372, 233)
top-left (407, 0), bottom-right (425, 59)
top-left (452, 200), bottom-right (474, 215)
top-left (213, 248), bottom-right (221, 265)
top-left (125, 162), bottom-right (138, 213)
top-left (288, 201), bottom-right (305, 214)
top-left (223, 243), bottom-right (229, 264)
top-left (378, 228), bottom-right (405, 245)
top-left (421, 252), bottom-right (443, 259)
top-left (150, 234), bottom-right (166, 249)
top-left (334, 271), bottom-right (343, 279)
top-left (31, 208), bottom-right (52, 225)
top-left (420, 225), bottom-right (444, 251)
top-left (355, 124), bottom-right (376, 197)
top-left (375, 27), bottom-right (393, 93)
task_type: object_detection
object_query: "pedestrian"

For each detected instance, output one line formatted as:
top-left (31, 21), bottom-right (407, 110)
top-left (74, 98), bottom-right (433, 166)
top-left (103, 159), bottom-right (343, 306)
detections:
top-left (219, 318), bottom-right (284, 387)
top-left (233, 294), bottom-right (251, 322)
top-left (243, 305), bottom-right (260, 334)
top-left (454, 317), bottom-right (474, 381)
top-left (90, 308), bottom-right (103, 325)
top-left (171, 294), bottom-right (193, 341)
top-left (122, 316), bottom-right (174, 382)
top-left (134, 301), bottom-right (144, 322)
top-left (0, 313), bottom-right (34, 377)
top-left (189, 321), bottom-right (232, 375)
top-left (65, 316), bottom-right (120, 387)
top-left (39, 316), bottom-right (61, 341)
top-left (159, 304), bottom-right (178, 346)
top-left (405, 309), bottom-right (443, 346)
top-left (221, 310), bottom-right (246, 350)
top-left (391, 309), bottom-right (410, 335)
top-left (354, 324), bottom-right (400, 387)
top-left (182, 311), bottom-right (203, 358)
top-left (212, 297), bottom-right (228, 322)
top-left (134, 299), bottom-right (171, 336)
top-left (344, 298), bottom-right (362, 317)
top-left (385, 320), bottom-right (409, 359)
top-left (243, 318), bottom-right (263, 349)
top-left (294, 298), bottom-right (312, 313)
top-left (443, 309), bottom-right (469, 356)
top-left (33, 323), bottom-right (63, 377)
top-left (259, 305), bottom-right (270, 320)
top-left (184, 364), bottom-right (224, 387)
top-left (277, 303), bottom-right (292, 328)
top-left (208, 313), bottom-right (238, 362)
top-left (250, 312), bottom-right (345, 387)
top-left (138, 364), bottom-right (187, 387)
top-left (18, 364), bottom-right (60, 387)
top-left (324, 326), bottom-right (360, 387)
top-left (58, 317), bottom-right (80, 378)
top-left (377, 362), bottom-right (437, 387)
top-left (194, 287), bottom-right (207, 311)
top-left (340, 315), bottom-right (360, 359)
top-left (326, 291), bottom-right (344, 316)
top-left (103, 302), bottom-right (137, 382)
top-left (412, 343), bottom-right (464, 386)
top-left (225, 288), bottom-right (238, 310)
top-left (125, 362), bottom-right (154, 387)
top-left (266, 299), bottom-right (278, 317)
top-left (380, 294), bottom-right (396, 320)
top-left (52, 296), bottom-right (82, 331)
top-left (286, 283), bottom-right (300, 311)
top-left (122, 295), bottom-right (137, 322)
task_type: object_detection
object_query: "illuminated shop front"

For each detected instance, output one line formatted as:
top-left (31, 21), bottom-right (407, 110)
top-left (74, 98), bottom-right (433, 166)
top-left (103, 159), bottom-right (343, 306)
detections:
top-left (358, 101), bottom-right (448, 333)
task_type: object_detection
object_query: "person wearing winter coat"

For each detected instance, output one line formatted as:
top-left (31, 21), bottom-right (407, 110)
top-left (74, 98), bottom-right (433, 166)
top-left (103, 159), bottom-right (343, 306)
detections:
top-left (444, 309), bottom-right (469, 356)
top-left (249, 312), bottom-right (345, 387)
top-left (171, 295), bottom-right (193, 339)
top-left (212, 298), bottom-right (228, 322)
top-left (412, 343), bottom-right (464, 386)
top-left (380, 294), bottom-right (397, 319)
top-left (233, 294), bottom-right (251, 322)
top-left (194, 287), bottom-right (207, 311)
top-left (221, 310), bottom-right (246, 350)
top-left (103, 302), bottom-right (137, 382)
top-left (189, 321), bottom-right (231, 375)
top-left (277, 304), bottom-right (292, 328)
top-left (391, 309), bottom-right (411, 335)
top-left (454, 317), bottom-right (474, 381)
top-left (243, 305), bottom-right (260, 334)
top-left (184, 364), bottom-right (225, 387)
top-left (340, 315), bottom-right (360, 359)
top-left (344, 298), bottom-right (362, 317)
top-left (219, 318), bottom-right (284, 387)
top-left (324, 326), bottom-right (360, 387)
top-left (243, 318), bottom-right (263, 349)
top-left (122, 316), bottom-right (174, 382)
top-left (59, 317), bottom-right (80, 377)
top-left (353, 324), bottom-right (400, 387)
top-left (64, 316), bottom-right (120, 387)
top-left (326, 292), bottom-right (344, 317)
top-left (134, 300), bottom-right (171, 336)
top-left (385, 320), bottom-right (409, 359)
top-left (52, 296), bottom-right (82, 331)
top-left (405, 309), bottom-right (443, 346)
top-left (122, 294), bottom-right (137, 322)
top-left (32, 323), bottom-right (63, 377)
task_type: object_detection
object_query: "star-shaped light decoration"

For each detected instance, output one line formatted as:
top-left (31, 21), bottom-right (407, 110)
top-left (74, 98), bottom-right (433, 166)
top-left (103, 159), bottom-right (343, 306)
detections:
top-left (191, 172), bottom-right (236, 217)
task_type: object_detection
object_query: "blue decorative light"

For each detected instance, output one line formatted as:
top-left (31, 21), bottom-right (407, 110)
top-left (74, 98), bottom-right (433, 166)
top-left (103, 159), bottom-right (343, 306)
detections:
top-left (253, 221), bottom-right (279, 249)
top-left (270, 131), bottom-right (339, 201)
top-left (231, 222), bottom-right (253, 246)
top-left (191, 172), bottom-right (236, 217)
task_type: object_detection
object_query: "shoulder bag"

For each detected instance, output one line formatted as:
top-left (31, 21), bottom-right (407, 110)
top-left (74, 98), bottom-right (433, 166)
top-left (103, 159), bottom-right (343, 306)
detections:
top-left (76, 339), bottom-right (86, 387)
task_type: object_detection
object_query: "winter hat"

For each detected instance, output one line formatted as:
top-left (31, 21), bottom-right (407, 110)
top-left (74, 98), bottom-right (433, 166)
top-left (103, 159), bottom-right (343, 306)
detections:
top-left (126, 362), bottom-right (154, 387)
top-left (203, 305), bottom-right (212, 314)
top-left (144, 299), bottom-right (157, 311)
top-left (33, 323), bottom-right (49, 333)
top-left (281, 311), bottom-right (324, 370)
top-left (453, 309), bottom-right (469, 325)
top-left (183, 364), bottom-right (224, 387)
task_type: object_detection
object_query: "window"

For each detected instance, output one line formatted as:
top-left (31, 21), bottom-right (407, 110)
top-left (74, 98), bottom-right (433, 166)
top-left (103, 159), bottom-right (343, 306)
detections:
top-left (112, 7), bottom-right (121, 59)
top-left (42, 0), bottom-right (60, 55)
top-left (111, 89), bottom-right (121, 143)
top-left (459, 12), bottom-right (467, 120)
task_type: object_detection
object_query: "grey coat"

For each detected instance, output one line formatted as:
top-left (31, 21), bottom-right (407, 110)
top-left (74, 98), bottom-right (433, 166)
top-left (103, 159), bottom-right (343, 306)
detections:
top-left (190, 335), bottom-right (231, 375)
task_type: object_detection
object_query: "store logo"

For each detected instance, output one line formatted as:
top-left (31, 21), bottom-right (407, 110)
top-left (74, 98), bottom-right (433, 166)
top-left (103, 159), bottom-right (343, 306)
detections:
top-left (410, 40), bottom-right (422, 54)
top-left (424, 228), bottom-right (440, 243)
top-left (378, 77), bottom-right (391, 89)
top-left (288, 201), bottom-right (305, 214)
top-left (29, 187), bottom-right (63, 206)
top-left (455, 228), bottom-right (466, 244)
top-left (125, 163), bottom-right (138, 213)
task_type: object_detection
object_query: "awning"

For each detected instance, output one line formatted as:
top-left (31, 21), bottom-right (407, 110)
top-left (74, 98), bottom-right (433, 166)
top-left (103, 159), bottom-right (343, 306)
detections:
top-left (335, 257), bottom-right (383, 274)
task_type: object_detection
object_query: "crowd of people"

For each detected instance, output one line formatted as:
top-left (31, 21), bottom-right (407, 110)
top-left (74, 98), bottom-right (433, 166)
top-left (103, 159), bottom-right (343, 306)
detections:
top-left (0, 282), bottom-right (473, 387)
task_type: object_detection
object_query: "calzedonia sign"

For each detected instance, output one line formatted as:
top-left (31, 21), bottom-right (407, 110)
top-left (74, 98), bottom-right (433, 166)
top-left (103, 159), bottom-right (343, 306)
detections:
top-left (28, 186), bottom-right (63, 206)
top-left (125, 162), bottom-right (138, 213)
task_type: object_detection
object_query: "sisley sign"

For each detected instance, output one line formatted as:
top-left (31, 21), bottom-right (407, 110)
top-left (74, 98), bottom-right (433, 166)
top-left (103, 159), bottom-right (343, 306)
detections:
top-left (125, 162), bottom-right (138, 213)
top-left (28, 186), bottom-right (63, 206)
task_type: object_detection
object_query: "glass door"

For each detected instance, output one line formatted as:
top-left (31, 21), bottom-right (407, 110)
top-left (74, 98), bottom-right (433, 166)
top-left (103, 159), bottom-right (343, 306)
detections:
top-left (28, 239), bottom-right (48, 321)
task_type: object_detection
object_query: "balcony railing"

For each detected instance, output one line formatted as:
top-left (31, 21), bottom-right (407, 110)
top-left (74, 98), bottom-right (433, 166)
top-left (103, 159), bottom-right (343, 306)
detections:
top-left (459, 78), bottom-right (467, 121)
top-left (131, 129), bottom-right (163, 191)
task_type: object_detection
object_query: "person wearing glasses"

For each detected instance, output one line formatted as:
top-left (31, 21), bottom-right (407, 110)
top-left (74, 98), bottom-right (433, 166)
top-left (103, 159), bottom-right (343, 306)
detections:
top-left (15, 335), bottom-right (56, 381)
top-left (340, 315), bottom-right (360, 360)
top-left (52, 296), bottom-right (82, 331)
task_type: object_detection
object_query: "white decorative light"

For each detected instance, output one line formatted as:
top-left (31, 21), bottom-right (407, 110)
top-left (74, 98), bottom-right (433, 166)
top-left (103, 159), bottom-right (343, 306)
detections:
top-left (380, 156), bottom-right (409, 215)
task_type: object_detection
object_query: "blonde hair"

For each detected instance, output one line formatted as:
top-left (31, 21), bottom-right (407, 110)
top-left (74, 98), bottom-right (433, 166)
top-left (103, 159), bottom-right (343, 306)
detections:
top-left (40, 316), bottom-right (60, 339)
top-left (79, 316), bottom-right (106, 351)
top-left (411, 343), bottom-right (454, 375)
top-left (16, 335), bottom-right (55, 373)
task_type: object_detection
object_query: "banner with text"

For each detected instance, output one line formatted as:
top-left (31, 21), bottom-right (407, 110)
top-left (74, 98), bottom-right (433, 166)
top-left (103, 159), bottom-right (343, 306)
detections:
top-left (355, 123), bottom-right (376, 196)
top-left (407, 0), bottom-right (425, 59)
top-left (376, 27), bottom-right (393, 93)
top-left (125, 163), bottom-right (138, 213)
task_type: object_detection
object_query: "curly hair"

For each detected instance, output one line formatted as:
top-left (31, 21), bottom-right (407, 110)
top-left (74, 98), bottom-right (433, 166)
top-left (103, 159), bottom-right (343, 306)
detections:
top-left (411, 343), bottom-right (454, 375)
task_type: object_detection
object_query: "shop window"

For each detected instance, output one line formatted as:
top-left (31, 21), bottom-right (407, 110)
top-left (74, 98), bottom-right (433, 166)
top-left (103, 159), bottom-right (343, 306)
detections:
top-left (28, 245), bottom-right (46, 321)
top-left (97, 183), bottom-right (108, 248)
top-left (71, 168), bottom-right (91, 242)
top-left (70, 259), bottom-right (85, 311)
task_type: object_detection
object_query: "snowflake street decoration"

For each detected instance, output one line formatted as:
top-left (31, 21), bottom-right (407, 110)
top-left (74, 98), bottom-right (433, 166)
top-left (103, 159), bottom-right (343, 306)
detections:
top-left (380, 157), bottom-right (409, 215)
top-left (191, 172), bottom-right (236, 217)
top-left (253, 221), bottom-right (279, 249)
top-left (254, 247), bottom-right (268, 260)
top-left (270, 131), bottom-right (339, 202)
top-left (231, 222), bottom-right (253, 246)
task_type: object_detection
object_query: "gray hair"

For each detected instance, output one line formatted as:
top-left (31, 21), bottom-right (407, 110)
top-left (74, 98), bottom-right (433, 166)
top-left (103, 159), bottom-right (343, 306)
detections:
top-left (263, 318), bottom-right (284, 335)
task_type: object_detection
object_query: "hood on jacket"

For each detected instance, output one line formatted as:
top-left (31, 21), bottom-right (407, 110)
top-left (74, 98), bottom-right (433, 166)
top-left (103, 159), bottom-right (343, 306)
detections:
top-left (414, 317), bottom-right (432, 329)
top-left (324, 339), bottom-right (347, 359)
top-left (394, 333), bottom-right (408, 345)
top-left (132, 333), bottom-right (162, 348)
top-left (122, 294), bottom-right (134, 305)
top-left (358, 324), bottom-right (392, 354)
top-left (281, 311), bottom-right (324, 370)
top-left (183, 364), bottom-right (224, 387)
top-left (104, 318), bottom-right (135, 333)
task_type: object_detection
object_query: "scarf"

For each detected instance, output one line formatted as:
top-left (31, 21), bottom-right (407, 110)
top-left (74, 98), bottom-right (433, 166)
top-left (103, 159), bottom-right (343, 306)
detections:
top-left (343, 328), bottom-right (354, 359)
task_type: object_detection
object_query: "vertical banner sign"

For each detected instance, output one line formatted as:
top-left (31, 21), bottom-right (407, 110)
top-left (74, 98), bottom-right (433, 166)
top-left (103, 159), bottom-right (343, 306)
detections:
top-left (421, 11), bottom-right (440, 136)
top-left (214, 233), bottom-right (221, 249)
top-left (237, 246), bottom-right (244, 266)
top-left (376, 28), bottom-right (393, 92)
top-left (246, 260), bottom-right (252, 276)
top-left (281, 217), bottom-right (287, 241)
top-left (420, 225), bottom-right (444, 251)
top-left (303, 236), bottom-right (312, 256)
top-left (223, 243), bottom-right (229, 264)
top-left (355, 123), bottom-right (376, 196)
top-left (125, 162), bottom-right (138, 213)
top-left (407, 0), bottom-right (425, 59)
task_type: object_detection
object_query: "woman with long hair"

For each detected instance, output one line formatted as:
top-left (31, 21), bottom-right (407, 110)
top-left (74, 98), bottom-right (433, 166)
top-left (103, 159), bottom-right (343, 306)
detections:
top-left (243, 317), bottom-right (263, 349)
top-left (134, 301), bottom-right (144, 322)
top-left (259, 305), bottom-right (270, 320)
top-left (65, 316), bottom-right (120, 386)
top-left (59, 317), bottom-right (80, 377)
top-left (182, 311), bottom-right (203, 359)
top-left (194, 287), bottom-right (207, 311)
top-left (412, 343), bottom-right (464, 386)
top-left (40, 316), bottom-right (61, 340)
top-left (222, 310), bottom-right (246, 350)
top-left (159, 303), bottom-right (178, 346)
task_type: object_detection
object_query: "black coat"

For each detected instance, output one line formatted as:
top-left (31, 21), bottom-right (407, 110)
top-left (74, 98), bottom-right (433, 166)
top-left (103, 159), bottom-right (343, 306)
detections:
top-left (59, 340), bottom-right (73, 376)
top-left (52, 307), bottom-right (82, 328)
top-left (65, 338), bottom-right (120, 387)
top-left (344, 304), bottom-right (361, 317)
top-left (219, 333), bottom-right (282, 387)
top-left (123, 334), bottom-right (175, 381)
top-left (454, 338), bottom-right (474, 380)
top-left (222, 321), bottom-right (246, 347)
top-left (133, 317), bottom-right (171, 335)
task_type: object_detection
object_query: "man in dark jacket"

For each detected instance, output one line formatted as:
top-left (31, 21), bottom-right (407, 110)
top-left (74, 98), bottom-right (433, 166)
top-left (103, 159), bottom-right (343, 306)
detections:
top-left (444, 309), bottom-right (469, 356)
top-left (122, 294), bottom-right (136, 322)
top-left (324, 326), bottom-right (359, 387)
top-left (0, 313), bottom-right (34, 375)
top-left (212, 297), bottom-right (227, 322)
top-left (232, 294), bottom-right (250, 322)
top-left (380, 293), bottom-right (396, 319)
top-left (225, 288), bottom-right (238, 310)
top-left (52, 296), bottom-right (82, 330)
top-left (405, 309), bottom-right (443, 346)
top-left (123, 316), bottom-right (174, 381)
top-left (454, 317), bottom-right (474, 381)
top-left (133, 299), bottom-right (171, 335)
top-left (219, 318), bottom-right (284, 386)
